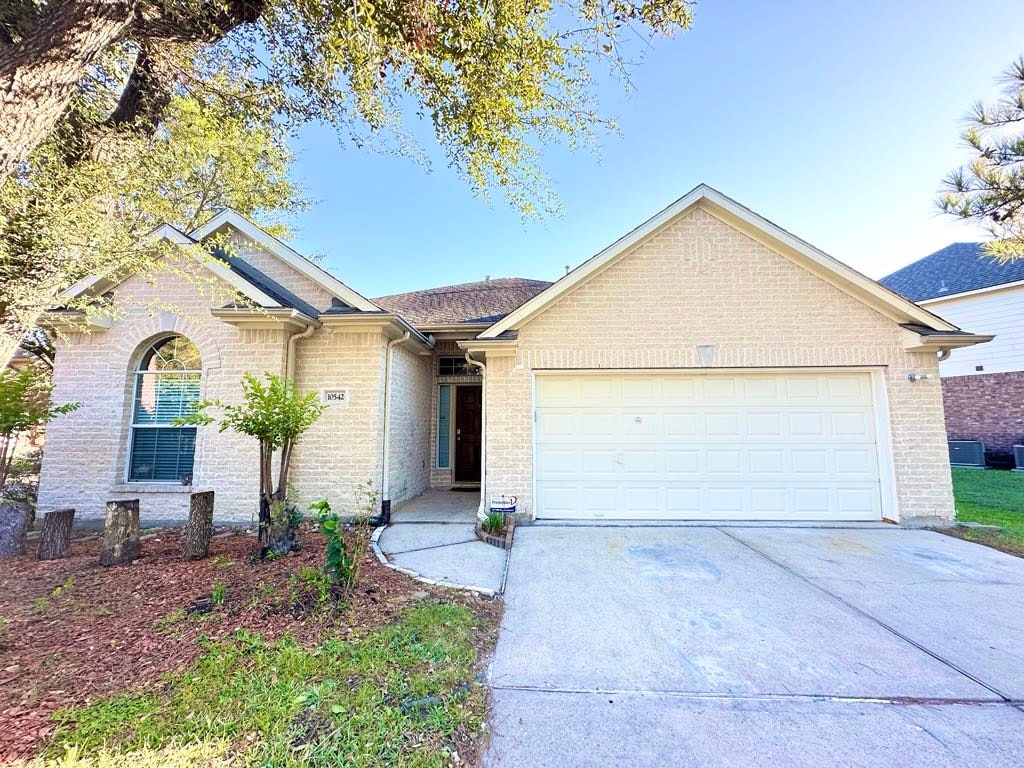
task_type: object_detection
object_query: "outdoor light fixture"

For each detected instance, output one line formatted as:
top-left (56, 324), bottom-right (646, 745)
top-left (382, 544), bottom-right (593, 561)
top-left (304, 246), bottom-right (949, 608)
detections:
top-left (907, 372), bottom-right (934, 382)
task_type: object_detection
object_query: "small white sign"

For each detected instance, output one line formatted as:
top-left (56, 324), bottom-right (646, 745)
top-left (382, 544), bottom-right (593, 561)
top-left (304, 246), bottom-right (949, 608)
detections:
top-left (321, 389), bottom-right (349, 406)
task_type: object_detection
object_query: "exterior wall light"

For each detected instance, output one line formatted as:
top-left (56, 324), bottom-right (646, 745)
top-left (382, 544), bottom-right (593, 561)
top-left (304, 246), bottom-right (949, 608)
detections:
top-left (907, 372), bottom-right (934, 382)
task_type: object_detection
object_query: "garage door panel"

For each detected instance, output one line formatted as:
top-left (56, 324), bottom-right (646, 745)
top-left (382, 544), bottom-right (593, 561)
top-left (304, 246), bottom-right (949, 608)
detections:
top-left (665, 450), bottom-right (700, 476)
top-left (665, 412), bottom-right (699, 436)
top-left (622, 449), bottom-right (661, 476)
top-left (535, 372), bottom-right (884, 521)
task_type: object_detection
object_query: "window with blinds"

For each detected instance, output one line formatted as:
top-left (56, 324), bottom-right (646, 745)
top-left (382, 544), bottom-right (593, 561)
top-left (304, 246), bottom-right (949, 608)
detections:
top-left (128, 336), bottom-right (201, 482)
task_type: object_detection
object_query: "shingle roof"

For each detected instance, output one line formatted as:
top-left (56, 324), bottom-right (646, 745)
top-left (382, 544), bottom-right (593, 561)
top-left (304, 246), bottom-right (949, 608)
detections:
top-left (879, 242), bottom-right (1024, 302)
top-left (372, 278), bottom-right (552, 326)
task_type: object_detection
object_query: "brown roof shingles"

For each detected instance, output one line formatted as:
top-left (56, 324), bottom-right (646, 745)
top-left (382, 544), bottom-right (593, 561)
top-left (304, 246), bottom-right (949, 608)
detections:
top-left (372, 277), bottom-right (551, 326)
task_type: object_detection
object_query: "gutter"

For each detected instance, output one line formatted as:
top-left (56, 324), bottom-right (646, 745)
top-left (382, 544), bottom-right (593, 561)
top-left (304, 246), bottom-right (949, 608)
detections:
top-left (464, 351), bottom-right (487, 521)
top-left (380, 331), bottom-right (411, 522)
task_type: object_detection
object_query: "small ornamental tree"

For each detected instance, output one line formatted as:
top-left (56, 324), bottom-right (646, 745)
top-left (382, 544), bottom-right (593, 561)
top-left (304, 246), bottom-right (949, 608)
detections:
top-left (0, 366), bottom-right (79, 492)
top-left (178, 372), bottom-right (324, 552)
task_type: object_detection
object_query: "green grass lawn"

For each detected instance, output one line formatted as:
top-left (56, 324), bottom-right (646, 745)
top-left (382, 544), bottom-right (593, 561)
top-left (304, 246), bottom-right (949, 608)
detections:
top-left (949, 467), bottom-right (1024, 556)
top-left (30, 603), bottom-right (490, 768)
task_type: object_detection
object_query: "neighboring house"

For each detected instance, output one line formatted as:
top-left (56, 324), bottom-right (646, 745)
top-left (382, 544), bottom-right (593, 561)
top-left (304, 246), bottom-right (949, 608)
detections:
top-left (36, 185), bottom-right (990, 526)
top-left (881, 243), bottom-right (1024, 461)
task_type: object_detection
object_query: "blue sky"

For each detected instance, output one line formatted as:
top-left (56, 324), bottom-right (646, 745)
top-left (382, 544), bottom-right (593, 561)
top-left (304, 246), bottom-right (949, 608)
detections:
top-left (283, 0), bottom-right (1021, 298)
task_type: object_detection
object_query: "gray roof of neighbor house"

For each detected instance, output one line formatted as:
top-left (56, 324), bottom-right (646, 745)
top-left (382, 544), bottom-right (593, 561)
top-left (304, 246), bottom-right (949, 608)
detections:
top-left (879, 242), bottom-right (1024, 302)
top-left (373, 278), bottom-right (553, 326)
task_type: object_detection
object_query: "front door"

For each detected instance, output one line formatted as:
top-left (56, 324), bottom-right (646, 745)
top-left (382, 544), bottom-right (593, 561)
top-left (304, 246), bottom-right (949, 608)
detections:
top-left (454, 386), bottom-right (482, 484)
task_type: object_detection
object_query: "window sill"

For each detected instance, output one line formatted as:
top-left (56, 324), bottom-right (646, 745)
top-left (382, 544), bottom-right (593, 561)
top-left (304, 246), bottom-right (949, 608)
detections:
top-left (112, 483), bottom-right (195, 494)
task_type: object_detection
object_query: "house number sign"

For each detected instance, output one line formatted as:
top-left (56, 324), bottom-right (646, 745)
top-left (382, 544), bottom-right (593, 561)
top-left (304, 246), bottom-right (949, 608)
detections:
top-left (321, 389), bottom-right (350, 406)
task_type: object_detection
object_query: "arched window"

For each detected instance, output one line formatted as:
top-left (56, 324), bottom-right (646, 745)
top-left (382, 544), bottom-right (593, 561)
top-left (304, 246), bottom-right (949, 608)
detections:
top-left (127, 336), bottom-right (202, 482)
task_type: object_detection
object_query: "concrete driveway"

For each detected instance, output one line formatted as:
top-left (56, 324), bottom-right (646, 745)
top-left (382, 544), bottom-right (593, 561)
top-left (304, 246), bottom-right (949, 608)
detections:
top-left (484, 525), bottom-right (1024, 767)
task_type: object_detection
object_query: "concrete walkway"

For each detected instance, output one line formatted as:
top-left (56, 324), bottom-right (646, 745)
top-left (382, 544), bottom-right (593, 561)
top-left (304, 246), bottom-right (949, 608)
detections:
top-left (373, 488), bottom-right (508, 595)
top-left (485, 525), bottom-right (1024, 767)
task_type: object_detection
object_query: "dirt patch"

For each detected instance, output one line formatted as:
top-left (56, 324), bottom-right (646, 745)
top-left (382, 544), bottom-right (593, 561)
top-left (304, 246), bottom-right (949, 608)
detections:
top-left (0, 527), bottom-right (502, 761)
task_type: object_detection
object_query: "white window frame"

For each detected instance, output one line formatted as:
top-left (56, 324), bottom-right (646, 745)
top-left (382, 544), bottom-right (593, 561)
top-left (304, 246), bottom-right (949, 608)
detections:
top-left (125, 341), bottom-right (203, 484)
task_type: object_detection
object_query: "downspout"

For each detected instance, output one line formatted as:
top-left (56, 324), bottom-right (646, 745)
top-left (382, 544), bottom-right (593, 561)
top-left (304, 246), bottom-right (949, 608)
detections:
top-left (381, 331), bottom-right (411, 523)
top-left (465, 351), bottom-right (486, 521)
top-left (286, 323), bottom-right (315, 381)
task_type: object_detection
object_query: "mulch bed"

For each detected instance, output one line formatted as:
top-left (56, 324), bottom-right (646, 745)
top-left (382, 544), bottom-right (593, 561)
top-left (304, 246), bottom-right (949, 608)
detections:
top-left (0, 527), bottom-right (502, 761)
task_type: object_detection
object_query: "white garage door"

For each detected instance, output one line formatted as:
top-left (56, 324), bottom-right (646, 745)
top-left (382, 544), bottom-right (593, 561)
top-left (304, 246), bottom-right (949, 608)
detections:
top-left (535, 371), bottom-right (885, 521)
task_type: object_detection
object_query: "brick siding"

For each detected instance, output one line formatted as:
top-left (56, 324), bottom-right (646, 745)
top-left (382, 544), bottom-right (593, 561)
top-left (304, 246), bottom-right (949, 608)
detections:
top-left (942, 371), bottom-right (1024, 457)
top-left (482, 206), bottom-right (954, 524)
top-left (37, 233), bottom-right (408, 523)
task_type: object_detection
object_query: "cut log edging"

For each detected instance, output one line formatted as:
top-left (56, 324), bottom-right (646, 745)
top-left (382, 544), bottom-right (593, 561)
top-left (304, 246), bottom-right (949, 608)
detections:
top-left (100, 499), bottom-right (141, 567)
top-left (182, 491), bottom-right (214, 561)
top-left (37, 508), bottom-right (75, 560)
top-left (0, 500), bottom-right (31, 558)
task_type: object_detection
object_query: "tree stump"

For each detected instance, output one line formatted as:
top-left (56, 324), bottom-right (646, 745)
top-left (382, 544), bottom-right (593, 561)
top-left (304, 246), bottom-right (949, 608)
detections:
top-left (100, 499), bottom-right (140, 567)
top-left (0, 501), bottom-right (31, 558)
top-left (36, 508), bottom-right (75, 560)
top-left (182, 491), bottom-right (214, 561)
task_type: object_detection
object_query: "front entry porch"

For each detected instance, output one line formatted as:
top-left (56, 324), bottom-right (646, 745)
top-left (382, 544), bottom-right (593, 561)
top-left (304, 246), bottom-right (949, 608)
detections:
top-left (374, 488), bottom-right (506, 594)
top-left (393, 488), bottom-right (479, 523)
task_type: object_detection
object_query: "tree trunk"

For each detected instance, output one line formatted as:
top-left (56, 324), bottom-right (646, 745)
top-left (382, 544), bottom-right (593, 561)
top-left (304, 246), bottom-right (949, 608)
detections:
top-left (182, 491), bottom-right (213, 561)
top-left (257, 440), bottom-right (273, 547)
top-left (0, 0), bottom-right (138, 185)
top-left (0, 500), bottom-right (30, 558)
top-left (100, 498), bottom-right (140, 566)
top-left (36, 507), bottom-right (75, 560)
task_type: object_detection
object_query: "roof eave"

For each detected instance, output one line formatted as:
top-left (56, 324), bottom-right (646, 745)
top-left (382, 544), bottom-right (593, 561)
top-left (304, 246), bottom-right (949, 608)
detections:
top-left (318, 312), bottom-right (435, 350)
top-left (457, 337), bottom-right (518, 357)
top-left (210, 307), bottom-right (319, 331)
top-left (900, 328), bottom-right (995, 353)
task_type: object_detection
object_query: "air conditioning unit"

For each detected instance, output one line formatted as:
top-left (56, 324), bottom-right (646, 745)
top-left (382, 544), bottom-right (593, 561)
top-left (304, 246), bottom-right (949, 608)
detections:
top-left (1014, 446), bottom-right (1024, 471)
top-left (948, 440), bottom-right (986, 467)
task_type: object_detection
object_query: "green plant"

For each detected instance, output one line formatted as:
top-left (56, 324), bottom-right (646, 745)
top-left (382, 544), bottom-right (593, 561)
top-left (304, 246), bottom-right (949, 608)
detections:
top-left (0, 366), bottom-right (79, 489)
top-left (176, 373), bottom-right (324, 551)
top-left (210, 555), bottom-right (234, 569)
top-left (248, 581), bottom-right (281, 611)
top-left (310, 498), bottom-right (357, 589)
top-left (482, 511), bottom-right (506, 535)
top-left (33, 596), bottom-right (49, 613)
top-left (298, 566), bottom-right (332, 605)
top-left (210, 582), bottom-right (227, 607)
top-left (51, 575), bottom-right (75, 599)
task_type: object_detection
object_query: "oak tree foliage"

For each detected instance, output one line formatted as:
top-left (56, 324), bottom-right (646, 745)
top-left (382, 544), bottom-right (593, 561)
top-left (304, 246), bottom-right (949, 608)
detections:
top-left (0, 0), bottom-right (696, 361)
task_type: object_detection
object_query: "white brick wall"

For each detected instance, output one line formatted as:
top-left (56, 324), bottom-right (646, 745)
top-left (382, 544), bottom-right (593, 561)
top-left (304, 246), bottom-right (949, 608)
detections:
top-left (386, 344), bottom-right (432, 506)
top-left (482, 207), bottom-right (954, 524)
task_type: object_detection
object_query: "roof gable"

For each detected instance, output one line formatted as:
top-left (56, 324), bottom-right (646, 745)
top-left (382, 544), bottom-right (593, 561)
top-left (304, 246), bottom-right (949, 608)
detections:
top-left (190, 210), bottom-right (379, 312)
top-left (60, 224), bottom-right (289, 311)
top-left (479, 184), bottom-right (959, 338)
top-left (879, 242), bottom-right (1024, 303)
top-left (61, 212), bottom-right (379, 318)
